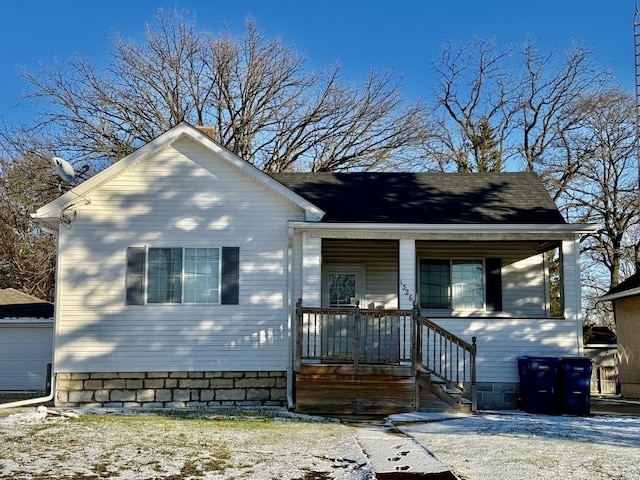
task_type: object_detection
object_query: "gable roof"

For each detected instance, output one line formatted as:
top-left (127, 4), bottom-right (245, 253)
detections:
top-left (33, 122), bottom-right (325, 228)
top-left (271, 171), bottom-right (565, 224)
top-left (0, 288), bottom-right (54, 318)
top-left (599, 271), bottom-right (640, 302)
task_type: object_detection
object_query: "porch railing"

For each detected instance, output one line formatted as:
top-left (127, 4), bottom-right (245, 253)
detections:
top-left (415, 305), bottom-right (477, 412)
top-left (295, 300), bottom-right (414, 370)
top-left (295, 299), bottom-right (477, 411)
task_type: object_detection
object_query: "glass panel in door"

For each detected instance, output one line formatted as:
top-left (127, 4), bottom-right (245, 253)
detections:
top-left (328, 273), bottom-right (357, 307)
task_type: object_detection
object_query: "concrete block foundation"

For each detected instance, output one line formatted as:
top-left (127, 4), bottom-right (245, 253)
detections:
top-left (55, 371), bottom-right (287, 408)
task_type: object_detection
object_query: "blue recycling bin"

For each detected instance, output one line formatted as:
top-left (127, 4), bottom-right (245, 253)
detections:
top-left (517, 356), bottom-right (561, 414)
top-left (560, 357), bottom-right (593, 416)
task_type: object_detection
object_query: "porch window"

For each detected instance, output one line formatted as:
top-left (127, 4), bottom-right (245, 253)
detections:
top-left (420, 259), bottom-right (484, 310)
top-left (126, 246), bottom-right (239, 305)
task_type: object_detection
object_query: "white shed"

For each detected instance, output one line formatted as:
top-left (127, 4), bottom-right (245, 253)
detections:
top-left (0, 289), bottom-right (53, 391)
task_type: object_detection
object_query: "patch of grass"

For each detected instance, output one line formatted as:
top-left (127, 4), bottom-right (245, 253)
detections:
top-left (92, 462), bottom-right (110, 475)
top-left (181, 459), bottom-right (203, 476)
top-left (1, 407), bottom-right (352, 479)
top-left (200, 446), bottom-right (233, 472)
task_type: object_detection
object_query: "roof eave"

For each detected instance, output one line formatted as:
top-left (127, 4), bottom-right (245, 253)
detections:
top-left (599, 287), bottom-right (640, 303)
top-left (288, 222), bottom-right (598, 235)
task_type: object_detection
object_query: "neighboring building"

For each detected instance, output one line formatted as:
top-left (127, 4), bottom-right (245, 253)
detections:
top-left (0, 288), bottom-right (54, 391)
top-left (32, 123), bottom-right (596, 412)
top-left (583, 325), bottom-right (618, 396)
top-left (600, 273), bottom-right (640, 398)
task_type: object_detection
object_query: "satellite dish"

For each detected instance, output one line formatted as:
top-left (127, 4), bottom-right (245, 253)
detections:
top-left (51, 156), bottom-right (76, 182)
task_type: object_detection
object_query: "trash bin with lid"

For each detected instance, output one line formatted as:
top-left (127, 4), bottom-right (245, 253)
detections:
top-left (560, 357), bottom-right (593, 416)
top-left (517, 356), bottom-right (561, 414)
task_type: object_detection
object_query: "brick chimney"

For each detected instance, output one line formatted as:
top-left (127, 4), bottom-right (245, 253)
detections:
top-left (196, 126), bottom-right (215, 138)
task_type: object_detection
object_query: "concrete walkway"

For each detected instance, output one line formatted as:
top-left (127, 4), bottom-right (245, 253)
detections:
top-left (350, 417), bottom-right (460, 479)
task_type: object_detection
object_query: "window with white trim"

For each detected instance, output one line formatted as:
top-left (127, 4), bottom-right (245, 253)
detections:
top-left (126, 247), bottom-right (239, 305)
top-left (419, 259), bottom-right (485, 310)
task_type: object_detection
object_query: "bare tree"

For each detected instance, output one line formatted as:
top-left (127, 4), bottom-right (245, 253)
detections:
top-left (17, 11), bottom-right (427, 172)
top-left (427, 36), bottom-right (610, 173)
top-left (519, 41), bottom-right (609, 173)
top-left (559, 89), bottom-right (638, 290)
top-left (426, 36), bottom-right (517, 172)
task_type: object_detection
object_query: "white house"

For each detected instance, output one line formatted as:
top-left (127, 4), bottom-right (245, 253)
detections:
top-left (33, 123), bottom-right (596, 413)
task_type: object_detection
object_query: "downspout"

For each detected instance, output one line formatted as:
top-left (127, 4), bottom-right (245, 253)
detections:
top-left (0, 228), bottom-right (59, 410)
top-left (286, 224), bottom-right (295, 410)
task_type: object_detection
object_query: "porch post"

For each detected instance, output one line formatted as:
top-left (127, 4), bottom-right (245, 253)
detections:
top-left (295, 298), bottom-right (303, 372)
top-left (302, 232), bottom-right (322, 307)
top-left (561, 235), bottom-right (584, 352)
top-left (399, 239), bottom-right (416, 309)
top-left (401, 239), bottom-right (418, 410)
top-left (353, 301), bottom-right (361, 373)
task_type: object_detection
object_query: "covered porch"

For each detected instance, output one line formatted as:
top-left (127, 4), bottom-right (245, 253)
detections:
top-left (289, 225), bottom-right (586, 414)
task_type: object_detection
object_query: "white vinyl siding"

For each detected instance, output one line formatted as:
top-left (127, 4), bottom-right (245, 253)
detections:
top-left (301, 233), bottom-right (322, 307)
top-left (54, 137), bottom-right (305, 373)
top-left (428, 317), bottom-right (582, 383)
top-left (502, 255), bottom-right (547, 317)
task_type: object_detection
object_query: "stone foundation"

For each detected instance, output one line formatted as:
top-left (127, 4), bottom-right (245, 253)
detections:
top-left (55, 371), bottom-right (288, 408)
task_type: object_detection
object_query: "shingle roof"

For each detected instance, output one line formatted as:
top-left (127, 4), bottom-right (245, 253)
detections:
top-left (601, 272), bottom-right (640, 301)
top-left (271, 171), bottom-right (565, 224)
top-left (0, 288), bottom-right (54, 318)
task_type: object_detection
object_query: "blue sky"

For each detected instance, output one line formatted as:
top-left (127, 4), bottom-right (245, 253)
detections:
top-left (0, 1), bottom-right (636, 125)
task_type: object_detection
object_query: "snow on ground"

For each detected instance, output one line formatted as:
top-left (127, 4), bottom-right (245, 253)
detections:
top-left (1, 406), bottom-right (639, 479)
top-left (390, 411), bottom-right (640, 480)
top-left (0, 407), bottom-right (373, 479)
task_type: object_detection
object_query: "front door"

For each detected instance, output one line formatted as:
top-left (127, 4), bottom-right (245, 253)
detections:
top-left (321, 265), bottom-right (365, 360)
top-left (322, 265), bottom-right (365, 307)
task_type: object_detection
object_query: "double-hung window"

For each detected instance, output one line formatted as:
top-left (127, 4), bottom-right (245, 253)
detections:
top-left (126, 246), bottom-right (239, 305)
top-left (419, 259), bottom-right (485, 310)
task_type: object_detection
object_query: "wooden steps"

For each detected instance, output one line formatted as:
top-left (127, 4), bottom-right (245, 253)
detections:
top-left (418, 374), bottom-right (472, 414)
top-left (294, 364), bottom-right (471, 416)
top-left (295, 364), bottom-right (415, 415)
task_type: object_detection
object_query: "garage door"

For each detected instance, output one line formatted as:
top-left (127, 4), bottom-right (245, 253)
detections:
top-left (0, 321), bottom-right (53, 390)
